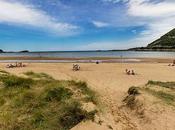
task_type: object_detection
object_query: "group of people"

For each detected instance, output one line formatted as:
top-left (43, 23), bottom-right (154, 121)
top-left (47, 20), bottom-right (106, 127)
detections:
top-left (72, 64), bottom-right (80, 71)
top-left (125, 69), bottom-right (135, 75)
top-left (6, 62), bottom-right (26, 68)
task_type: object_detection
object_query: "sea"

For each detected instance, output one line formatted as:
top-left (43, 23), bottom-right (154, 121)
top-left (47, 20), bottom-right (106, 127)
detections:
top-left (0, 51), bottom-right (175, 63)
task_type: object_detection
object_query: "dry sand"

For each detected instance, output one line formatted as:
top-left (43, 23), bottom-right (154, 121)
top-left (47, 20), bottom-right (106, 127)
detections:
top-left (0, 62), bottom-right (175, 130)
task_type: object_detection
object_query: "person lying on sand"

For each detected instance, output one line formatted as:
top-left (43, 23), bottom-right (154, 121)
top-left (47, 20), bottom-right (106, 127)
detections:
top-left (6, 62), bottom-right (26, 68)
top-left (125, 69), bottom-right (135, 75)
top-left (6, 64), bottom-right (14, 68)
top-left (125, 69), bottom-right (130, 75)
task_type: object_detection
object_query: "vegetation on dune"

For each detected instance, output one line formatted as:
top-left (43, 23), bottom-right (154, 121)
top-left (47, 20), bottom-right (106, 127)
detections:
top-left (144, 88), bottom-right (175, 106)
top-left (0, 69), bottom-right (9, 75)
top-left (2, 75), bottom-right (33, 88)
top-left (0, 71), bottom-right (97, 130)
top-left (123, 86), bottom-right (141, 109)
top-left (145, 80), bottom-right (175, 106)
top-left (124, 80), bottom-right (175, 110)
top-left (68, 80), bottom-right (98, 104)
top-left (44, 87), bottom-right (73, 102)
top-left (24, 71), bottom-right (54, 80)
top-left (127, 86), bottom-right (140, 95)
top-left (147, 80), bottom-right (175, 89)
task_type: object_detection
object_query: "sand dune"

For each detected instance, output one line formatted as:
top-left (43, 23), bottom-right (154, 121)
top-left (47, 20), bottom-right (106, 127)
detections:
top-left (1, 62), bottom-right (175, 130)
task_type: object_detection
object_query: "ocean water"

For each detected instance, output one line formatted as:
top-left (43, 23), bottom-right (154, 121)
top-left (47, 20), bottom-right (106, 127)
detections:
top-left (0, 51), bottom-right (175, 58)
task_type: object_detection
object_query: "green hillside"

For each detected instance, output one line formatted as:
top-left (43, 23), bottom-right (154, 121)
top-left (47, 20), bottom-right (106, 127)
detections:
top-left (148, 28), bottom-right (175, 47)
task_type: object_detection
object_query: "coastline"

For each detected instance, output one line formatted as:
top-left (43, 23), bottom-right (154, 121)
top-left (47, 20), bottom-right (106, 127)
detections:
top-left (0, 56), bottom-right (174, 63)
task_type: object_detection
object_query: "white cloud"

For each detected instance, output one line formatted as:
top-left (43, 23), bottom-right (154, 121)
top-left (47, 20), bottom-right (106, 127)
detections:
top-left (125, 0), bottom-right (175, 47)
top-left (103, 0), bottom-right (129, 4)
top-left (92, 21), bottom-right (110, 28)
top-left (90, 0), bottom-right (175, 49)
top-left (0, 0), bottom-right (78, 36)
top-left (128, 0), bottom-right (175, 17)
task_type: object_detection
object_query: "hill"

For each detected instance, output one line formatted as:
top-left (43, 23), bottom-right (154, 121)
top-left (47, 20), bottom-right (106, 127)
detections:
top-left (128, 28), bottom-right (175, 51)
top-left (147, 28), bottom-right (175, 48)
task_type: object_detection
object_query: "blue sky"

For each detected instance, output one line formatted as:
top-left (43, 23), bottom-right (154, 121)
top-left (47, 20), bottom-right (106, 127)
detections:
top-left (0, 0), bottom-right (175, 51)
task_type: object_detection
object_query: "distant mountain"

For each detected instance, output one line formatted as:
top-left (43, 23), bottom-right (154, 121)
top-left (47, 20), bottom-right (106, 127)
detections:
top-left (19, 50), bottom-right (29, 53)
top-left (147, 28), bottom-right (175, 48)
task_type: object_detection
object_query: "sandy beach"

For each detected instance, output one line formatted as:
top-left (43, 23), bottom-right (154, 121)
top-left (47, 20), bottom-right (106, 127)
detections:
top-left (0, 60), bottom-right (175, 130)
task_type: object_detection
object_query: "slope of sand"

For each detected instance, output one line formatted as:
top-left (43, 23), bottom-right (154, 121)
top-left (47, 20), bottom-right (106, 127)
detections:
top-left (0, 62), bottom-right (175, 130)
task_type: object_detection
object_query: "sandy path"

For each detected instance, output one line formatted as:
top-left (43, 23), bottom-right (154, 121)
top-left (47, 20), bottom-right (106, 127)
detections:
top-left (0, 63), bottom-right (175, 130)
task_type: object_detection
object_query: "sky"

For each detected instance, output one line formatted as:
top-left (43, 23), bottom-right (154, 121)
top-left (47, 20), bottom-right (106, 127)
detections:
top-left (0, 0), bottom-right (175, 51)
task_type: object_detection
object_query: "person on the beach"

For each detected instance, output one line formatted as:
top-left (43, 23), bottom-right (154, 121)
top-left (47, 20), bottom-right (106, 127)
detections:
top-left (125, 69), bottom-right (130, 75)
top-left (131, 70), bottom-right (135, 75)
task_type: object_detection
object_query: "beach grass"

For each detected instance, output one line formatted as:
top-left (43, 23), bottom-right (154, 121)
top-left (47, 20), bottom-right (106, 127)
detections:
top-left (144, 87), bottom-right (175, 106)
top-left (147, 80), bottom-right (175, 89)
top-left (68, 80), bottom-right (98, 104)
top-left (144, 81), bottom-right (175, 106)
top-left (24, 71), bottom-right (54, 80)
top-left (0, 71), bottom-right (97, 130)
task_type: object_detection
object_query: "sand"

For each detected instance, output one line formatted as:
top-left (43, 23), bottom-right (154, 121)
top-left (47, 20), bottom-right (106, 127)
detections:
top-left (0, 62), bottom-right (175, 130)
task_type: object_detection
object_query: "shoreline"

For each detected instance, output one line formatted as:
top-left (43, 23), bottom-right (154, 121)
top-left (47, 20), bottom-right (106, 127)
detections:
top-left (0, 56), bottom-right (174, 63)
